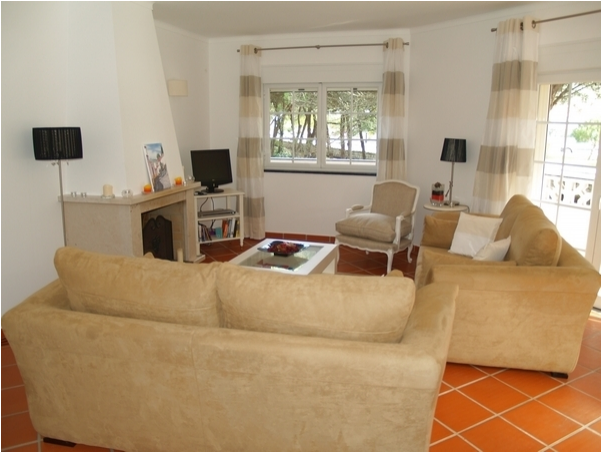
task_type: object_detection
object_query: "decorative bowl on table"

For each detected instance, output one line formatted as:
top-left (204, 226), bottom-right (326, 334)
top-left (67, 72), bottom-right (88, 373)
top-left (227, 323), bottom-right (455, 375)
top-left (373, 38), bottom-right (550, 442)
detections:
top-left (259, 241), bottom-right (306, 256)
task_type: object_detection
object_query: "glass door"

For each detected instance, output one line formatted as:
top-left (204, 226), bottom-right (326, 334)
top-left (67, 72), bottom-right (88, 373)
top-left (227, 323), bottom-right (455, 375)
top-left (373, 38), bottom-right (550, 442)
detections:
top-left (531, 82), bottom-right (601, 309)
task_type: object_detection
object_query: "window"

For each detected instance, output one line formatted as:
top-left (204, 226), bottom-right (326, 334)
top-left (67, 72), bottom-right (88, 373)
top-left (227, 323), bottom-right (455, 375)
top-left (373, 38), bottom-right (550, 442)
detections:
top-left (264, 83), bottom-right (379, 173)
top-left (531, 82), bottom-right (601, 253)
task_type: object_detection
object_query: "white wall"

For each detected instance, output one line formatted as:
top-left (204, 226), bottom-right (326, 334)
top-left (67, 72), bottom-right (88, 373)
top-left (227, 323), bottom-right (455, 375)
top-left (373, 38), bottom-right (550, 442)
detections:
top-left (155, 22), bottom-right (211, 179)
top-left (199, 3), bottom-right (600, 240)
top-left (207, 30), bottom-right (410, 236)
top-left (1, 1), bottom-right (184, 315)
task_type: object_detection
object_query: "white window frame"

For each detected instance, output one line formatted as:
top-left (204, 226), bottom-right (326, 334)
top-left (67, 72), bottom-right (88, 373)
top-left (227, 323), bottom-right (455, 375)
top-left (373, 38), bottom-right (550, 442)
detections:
top-left (263, 82), bottom-right (380, 174)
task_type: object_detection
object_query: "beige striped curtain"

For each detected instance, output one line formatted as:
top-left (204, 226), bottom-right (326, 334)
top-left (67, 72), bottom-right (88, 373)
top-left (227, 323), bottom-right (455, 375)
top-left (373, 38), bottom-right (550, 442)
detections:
top-left (237, 45), bottom-right (265, 239)
top-left (472, 17), bottom-right (539, 214)
top-left (377, 38), bottom-right (406, 181)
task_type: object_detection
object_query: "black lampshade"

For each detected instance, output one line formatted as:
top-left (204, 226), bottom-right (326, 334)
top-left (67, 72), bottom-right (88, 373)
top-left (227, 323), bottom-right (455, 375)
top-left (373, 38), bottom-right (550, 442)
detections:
top-left (440, 138), bottom-right (467, 163)
top-left (32, 127), bottom-right (83, 161)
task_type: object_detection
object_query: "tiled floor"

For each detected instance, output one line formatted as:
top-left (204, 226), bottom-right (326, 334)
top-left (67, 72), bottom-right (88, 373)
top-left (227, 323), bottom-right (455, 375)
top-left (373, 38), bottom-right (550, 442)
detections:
top-left (2, 236), bottom-right (601, 451)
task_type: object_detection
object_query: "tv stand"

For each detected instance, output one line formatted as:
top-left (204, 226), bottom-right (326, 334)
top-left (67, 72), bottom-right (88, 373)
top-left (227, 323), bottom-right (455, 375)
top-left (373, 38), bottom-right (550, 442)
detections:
top-left (195, 189), bottom-right (244, 248)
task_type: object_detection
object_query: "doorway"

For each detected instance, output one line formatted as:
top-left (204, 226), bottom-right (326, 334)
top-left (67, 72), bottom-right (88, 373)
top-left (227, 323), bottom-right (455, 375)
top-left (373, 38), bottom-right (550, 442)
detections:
top-left (531, 82), bottom-right (601, 309)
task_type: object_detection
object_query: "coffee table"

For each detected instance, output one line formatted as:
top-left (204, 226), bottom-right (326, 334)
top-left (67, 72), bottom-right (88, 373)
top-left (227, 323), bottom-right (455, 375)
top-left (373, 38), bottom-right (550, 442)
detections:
top-left (229, 239), bottom-right (339, 275)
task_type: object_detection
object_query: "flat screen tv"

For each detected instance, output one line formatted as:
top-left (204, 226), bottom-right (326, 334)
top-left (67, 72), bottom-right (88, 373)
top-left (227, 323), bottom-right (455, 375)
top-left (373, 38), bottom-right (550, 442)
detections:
top-left (190, 149), bottom-right (233, 193)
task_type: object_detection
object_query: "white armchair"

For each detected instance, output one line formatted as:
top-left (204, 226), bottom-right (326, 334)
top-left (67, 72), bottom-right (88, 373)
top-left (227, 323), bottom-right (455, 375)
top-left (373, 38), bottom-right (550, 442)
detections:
top-left (335, 180), bottom-right (420, 273)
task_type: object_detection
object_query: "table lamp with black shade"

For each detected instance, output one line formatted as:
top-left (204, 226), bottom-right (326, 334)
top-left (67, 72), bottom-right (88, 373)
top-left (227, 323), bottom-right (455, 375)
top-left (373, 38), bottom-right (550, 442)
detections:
top-left (32, 127), bottom-right (83, 245)
top-left (440, 138), bottom-right (466, 207)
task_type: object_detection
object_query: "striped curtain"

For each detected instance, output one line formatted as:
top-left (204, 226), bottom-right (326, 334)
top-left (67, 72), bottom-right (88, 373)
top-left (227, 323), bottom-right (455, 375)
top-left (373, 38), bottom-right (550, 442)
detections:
top-left (377, 38), bottom-right (406, 181)
top-left (472, 17), bottom-right (539, 214)
top-left (237, 45), bottom-right (265, 239)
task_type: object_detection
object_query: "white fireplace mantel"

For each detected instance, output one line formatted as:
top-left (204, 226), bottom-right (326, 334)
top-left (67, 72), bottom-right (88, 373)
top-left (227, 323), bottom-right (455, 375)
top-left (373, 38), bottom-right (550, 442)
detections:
top-left (63, 183), bottom-right (202, 262)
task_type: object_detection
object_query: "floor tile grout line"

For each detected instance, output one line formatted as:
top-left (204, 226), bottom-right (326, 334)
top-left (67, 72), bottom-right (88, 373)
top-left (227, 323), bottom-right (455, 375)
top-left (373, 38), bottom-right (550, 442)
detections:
top-left (1, 409), bottom-right (31, 418)
top-left (439, 379), bottom-right (595, 449)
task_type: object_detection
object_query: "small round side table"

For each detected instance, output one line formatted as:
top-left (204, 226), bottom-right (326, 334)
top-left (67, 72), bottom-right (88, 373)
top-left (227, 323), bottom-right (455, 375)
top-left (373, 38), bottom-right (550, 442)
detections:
top-left (423, 203), bottom-right (470, 213)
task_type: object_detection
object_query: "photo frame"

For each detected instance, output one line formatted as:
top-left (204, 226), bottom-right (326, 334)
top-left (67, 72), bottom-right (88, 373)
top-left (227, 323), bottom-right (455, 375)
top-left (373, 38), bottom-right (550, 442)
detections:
top-left (143, 143), bottom-right (171, 192)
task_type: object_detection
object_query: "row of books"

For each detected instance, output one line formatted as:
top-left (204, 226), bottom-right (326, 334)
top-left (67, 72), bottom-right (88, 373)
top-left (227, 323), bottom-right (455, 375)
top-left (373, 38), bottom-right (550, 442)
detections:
top-left (198, 219), bottom-right (240, 242)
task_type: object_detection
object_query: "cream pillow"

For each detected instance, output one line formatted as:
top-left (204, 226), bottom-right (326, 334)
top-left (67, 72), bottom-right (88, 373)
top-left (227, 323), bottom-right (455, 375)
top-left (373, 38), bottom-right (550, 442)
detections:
top-left (216, 263), bottom-right (415, 343)
top-left (450, 213), bottom-right (502, 257)
top-left (473, 237), bottom-right (511, 261)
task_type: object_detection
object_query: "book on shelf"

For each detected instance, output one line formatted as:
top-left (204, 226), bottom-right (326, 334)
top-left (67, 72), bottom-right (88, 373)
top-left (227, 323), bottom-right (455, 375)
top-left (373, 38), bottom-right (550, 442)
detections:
top-left (198, 223), bottom-right (212, 242)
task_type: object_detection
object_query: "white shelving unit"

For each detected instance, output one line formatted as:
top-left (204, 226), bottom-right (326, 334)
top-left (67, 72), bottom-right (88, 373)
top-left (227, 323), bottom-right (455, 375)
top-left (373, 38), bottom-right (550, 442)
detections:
top-left (195, 189), bottom-right (244, 251)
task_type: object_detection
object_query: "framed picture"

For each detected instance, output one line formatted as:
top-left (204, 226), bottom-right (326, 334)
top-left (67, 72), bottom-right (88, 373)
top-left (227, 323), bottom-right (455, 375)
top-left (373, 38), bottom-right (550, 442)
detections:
top-left (143, 143), bottom-right (171, 192)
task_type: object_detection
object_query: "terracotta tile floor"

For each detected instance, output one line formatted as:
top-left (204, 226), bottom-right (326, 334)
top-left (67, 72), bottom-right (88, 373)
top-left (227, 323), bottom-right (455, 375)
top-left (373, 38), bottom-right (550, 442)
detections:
top-left (2, 237), bottom-right (601, 451)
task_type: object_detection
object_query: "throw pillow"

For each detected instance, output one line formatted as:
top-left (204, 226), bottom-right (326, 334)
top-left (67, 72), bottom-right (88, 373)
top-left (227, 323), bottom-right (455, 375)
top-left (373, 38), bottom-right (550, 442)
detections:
top-left (55, 247), bottom-right (221, 327)
top-left (449, 213), bottom-right (503, 257)
top-left (217, 263), bottom-right (415, 343)
top-left (421, 215), bottom-right (458, 249)
top-left (473, 236), bottom-right (511, 261)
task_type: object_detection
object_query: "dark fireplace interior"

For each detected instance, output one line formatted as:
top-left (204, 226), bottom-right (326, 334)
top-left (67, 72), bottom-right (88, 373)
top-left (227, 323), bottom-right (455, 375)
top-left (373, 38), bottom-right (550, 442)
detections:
top-left (143, 215), bottom-right (174, 260)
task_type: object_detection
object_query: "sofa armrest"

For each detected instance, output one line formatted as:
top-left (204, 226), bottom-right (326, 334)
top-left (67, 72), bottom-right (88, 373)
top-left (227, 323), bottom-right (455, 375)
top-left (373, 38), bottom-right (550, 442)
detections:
top-left (401, 282), bottom-right (457, 360)
top-left (429, 265), bottom-right (600, 373)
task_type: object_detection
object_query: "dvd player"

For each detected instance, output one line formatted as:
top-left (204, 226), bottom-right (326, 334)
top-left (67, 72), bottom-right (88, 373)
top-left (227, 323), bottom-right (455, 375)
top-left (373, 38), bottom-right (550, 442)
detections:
top-left (198, 209), bottom-right (236, 217)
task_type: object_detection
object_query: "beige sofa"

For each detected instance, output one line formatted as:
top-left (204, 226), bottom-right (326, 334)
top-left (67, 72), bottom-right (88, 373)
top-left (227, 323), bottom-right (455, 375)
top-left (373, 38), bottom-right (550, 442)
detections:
top-left (415, 195), bottom-right (601, 375)
top-left (2, 247), bottom-right (457, 452)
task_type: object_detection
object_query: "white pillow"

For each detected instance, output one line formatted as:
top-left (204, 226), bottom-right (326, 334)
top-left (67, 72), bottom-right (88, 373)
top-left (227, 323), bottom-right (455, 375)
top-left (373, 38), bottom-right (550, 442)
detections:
top-left (449, 213), bottom-right (502, 257)
top-left (473, 236), bottom-right (511, 261)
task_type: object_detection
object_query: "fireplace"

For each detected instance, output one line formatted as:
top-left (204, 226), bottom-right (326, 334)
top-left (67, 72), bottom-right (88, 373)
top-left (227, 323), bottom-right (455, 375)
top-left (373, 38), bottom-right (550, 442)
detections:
top-left (143, 215), bottom-right (173, 260)
top-left (63, 183), bottom-right (202, 262)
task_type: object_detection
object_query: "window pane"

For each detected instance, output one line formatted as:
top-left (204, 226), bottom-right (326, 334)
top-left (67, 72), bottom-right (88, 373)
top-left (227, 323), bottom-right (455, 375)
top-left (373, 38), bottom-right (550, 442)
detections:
top-left (269, 89), bottom-right (318, 164)
top-left (548, 84), bottom-right (570, 122)
top-left (325, 88), bottom-right (378, 165)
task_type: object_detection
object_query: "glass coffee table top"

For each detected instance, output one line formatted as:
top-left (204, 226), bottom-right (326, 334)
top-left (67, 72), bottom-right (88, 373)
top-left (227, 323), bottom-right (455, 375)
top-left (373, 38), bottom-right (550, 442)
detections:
top-left (229, 239), bottom-right (338, 275)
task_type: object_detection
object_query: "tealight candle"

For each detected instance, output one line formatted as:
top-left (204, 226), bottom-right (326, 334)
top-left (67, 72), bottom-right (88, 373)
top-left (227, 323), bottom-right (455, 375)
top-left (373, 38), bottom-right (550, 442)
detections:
top-left (143, 184), bottom-right (152, 193)
top-left (175, 176), bottom-right (183, 186)
top-left (103, 184), bottom-right (113, 197)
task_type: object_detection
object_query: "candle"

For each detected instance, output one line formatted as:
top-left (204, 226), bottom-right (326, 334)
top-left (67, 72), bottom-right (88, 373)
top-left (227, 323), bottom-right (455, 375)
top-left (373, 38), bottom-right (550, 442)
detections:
top-left (175, 176), bottom-right (183, 186)
top-left (177, 248), bottom-right (184, 262)
top-left (103, 184), bottom-right (113, 197)
top-left (143, 184), bottom-right (152, 193)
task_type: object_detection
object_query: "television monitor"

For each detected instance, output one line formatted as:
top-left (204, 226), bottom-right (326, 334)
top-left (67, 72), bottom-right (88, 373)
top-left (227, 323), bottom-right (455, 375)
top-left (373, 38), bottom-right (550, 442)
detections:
top-left (190, 149), bottom-right (233, 193)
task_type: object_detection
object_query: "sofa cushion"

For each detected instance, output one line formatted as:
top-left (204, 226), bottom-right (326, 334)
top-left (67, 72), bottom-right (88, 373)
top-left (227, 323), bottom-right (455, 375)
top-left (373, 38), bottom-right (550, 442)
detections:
top-left (506, 206), bottom-right (562, 266)
top-left (415, 246), bottom-right (517, 288)
top-left (449, 213), bottom-right (502, 257)
top-left (216, 263), bottom-right (415, 343)
top-left (421, 215), bottom-right (458, 249)
top-left (54, 247), bottom-right (221, 327)
top-left (336, 213), bottom-right (411, 243)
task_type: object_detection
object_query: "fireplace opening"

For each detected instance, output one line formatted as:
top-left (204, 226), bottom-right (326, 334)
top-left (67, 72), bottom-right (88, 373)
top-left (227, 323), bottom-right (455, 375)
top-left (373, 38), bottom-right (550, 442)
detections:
top-left (143, 215), bottom-right (174, 260)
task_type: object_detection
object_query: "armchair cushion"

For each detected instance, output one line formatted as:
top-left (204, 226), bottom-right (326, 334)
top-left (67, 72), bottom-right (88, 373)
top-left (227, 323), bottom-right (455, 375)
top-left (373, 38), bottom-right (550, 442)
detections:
top-left (217, 263), bottom-right (416, 343)
top-left (336, 213), bottom-right (399, 243)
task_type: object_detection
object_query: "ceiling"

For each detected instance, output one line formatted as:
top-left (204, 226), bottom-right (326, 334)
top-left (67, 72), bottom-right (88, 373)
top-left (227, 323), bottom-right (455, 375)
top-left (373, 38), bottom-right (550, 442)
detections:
top-left (152, 1), bottom-right (537, 39)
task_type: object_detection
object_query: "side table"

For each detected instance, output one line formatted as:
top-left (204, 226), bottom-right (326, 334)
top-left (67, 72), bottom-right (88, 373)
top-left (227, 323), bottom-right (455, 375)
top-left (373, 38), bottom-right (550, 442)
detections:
top-left (423, 203), bottom-right (470, 213)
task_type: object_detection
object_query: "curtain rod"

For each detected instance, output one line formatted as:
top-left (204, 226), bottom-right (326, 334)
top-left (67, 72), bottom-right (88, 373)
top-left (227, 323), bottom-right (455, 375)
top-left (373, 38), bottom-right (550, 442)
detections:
top-left (237, 41), bottom-right (409, 53)
top-left (490, 8), bottom-right (601, 32)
